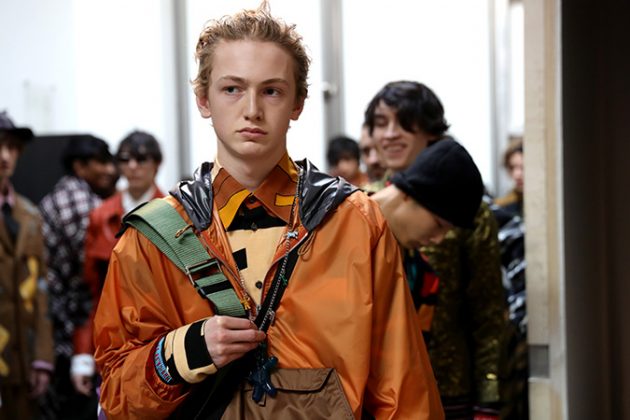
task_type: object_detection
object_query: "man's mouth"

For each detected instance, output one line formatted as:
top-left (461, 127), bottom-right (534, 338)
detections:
top-left (239, 127), bottom-right (267, 134)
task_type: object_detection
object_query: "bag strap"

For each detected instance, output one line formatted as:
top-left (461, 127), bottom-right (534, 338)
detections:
top-left (182, 238), bottom-right (306, 420)
top-left (124, 199), bottom-right (246, 318)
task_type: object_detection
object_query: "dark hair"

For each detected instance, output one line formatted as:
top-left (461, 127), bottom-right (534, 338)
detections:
top-left (364, 81), bottom-right (449, 137)
top-left (62, 135), bottom-right (113, 175)
top-left (326, 135), bottom-right (360, 167)
top-left (116, 130), bottom-right (163, 164)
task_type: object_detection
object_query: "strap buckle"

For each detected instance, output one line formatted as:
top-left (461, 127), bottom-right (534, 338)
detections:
top-left (184, 259), bottom-right (221, 286)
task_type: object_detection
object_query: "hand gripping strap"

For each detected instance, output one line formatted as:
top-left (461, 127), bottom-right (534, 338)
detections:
top-left (124, 199), bottom-right (246, 318)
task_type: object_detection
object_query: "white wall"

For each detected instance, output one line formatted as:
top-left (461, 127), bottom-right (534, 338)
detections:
top-left (342, 0), bottom-right (496, 191)
top-left (1, 0), bottom-right (505, 192)
top-left (1, 0), bottom-right (179, 191)
top-left (1, 0), bottom-right (76, 131)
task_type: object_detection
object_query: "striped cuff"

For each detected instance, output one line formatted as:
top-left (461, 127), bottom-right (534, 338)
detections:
top-left (154, 336), bottom-right (177, 384)
top-left (154, 320), bottom-right (216, 385)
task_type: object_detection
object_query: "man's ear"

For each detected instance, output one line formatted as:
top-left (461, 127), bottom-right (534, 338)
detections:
top-left (290, 97), bottom-right (305, 121)
top-left (196, 95), bottom-right (212, 119)
top-left (72, 160), bottom-right (86, 178)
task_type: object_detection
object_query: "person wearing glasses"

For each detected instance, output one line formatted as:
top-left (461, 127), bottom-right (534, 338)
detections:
top-left (70, 130), bottom-right (164, 398)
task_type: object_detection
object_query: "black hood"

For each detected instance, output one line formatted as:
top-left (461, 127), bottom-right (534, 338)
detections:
top-left (170, 159), bottom-right (358, 232)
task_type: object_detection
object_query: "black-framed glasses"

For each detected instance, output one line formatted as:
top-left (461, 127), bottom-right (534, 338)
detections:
top-left (117, 153), bottom-right (151, 164)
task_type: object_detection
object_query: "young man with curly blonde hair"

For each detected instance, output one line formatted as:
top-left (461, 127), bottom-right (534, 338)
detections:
top-left (94, 3), bottom-right (443, 419)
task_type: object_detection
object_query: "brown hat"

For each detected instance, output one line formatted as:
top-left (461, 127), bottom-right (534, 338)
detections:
top-left (0, 111), bottom-right (34, 144)
top-left (391, 138), bottom-right (484, 229)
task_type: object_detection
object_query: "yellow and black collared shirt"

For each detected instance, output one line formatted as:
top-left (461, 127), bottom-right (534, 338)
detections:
top-left (211, 154), bottom-right (299, 306)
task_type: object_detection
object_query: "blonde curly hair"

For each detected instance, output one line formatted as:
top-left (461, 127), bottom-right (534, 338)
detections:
top-left (192, 1), bottom-right (310, 103)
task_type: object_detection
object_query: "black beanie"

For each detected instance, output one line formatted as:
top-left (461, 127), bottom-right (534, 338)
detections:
top-left (391, 138), bottom-right (483, 229)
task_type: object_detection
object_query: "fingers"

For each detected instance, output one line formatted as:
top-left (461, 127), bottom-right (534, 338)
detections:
top-left (210, 341), bottom-right (262, 368)
top-left (203, 316), bottom-right (266, 368)
top-left (210, 315), bottom-right (259, 331)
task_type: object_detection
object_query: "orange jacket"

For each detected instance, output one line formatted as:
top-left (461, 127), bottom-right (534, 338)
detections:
top-left (74, 188), bottom-right (163, 355)
top-left (94, 163), bottom-right (443, 419)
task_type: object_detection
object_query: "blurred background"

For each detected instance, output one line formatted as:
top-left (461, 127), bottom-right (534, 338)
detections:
top-left (3, 1), bottom-right (630, 419)
top-left (0, 0), bottom-right (524, 198)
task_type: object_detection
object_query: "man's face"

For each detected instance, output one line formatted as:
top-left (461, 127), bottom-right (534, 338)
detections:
top-left (196, 40), bottom-right (304, 167)
top-left (508, 151), bottom-right (524, 193)
top-left (117, 152), bottom-right (159, 196)
top-left (388, 195), bottom-right (453, 249)
top-left (75, 158), bottom-right (117, 196)
top-left (371, 101), bottom-right (433, 172)
top-left (0, 136), bottom-right (21, 187)
top-left (359, 126), bottom-right (385, 181)
top-left (330, 156), bottom-right (360, 181)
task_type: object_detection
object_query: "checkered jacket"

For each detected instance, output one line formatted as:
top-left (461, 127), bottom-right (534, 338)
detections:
top-left (39, 175), bottom-right (102, 357)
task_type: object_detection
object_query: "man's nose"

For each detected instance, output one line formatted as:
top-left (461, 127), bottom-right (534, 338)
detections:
top-left (0, 145), bottom-right (10, 159)
top-left (244, 93), bottom-right (262, 121)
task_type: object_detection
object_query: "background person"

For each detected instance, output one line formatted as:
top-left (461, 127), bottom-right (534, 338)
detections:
top-left (358, 123), bottom-right (386, 183)
top-left (71, 130), bottom-right (164, 396)
top-left (495, 137), bottom-right (523, 217)
top-left (39, 135), bottom-right (116, 419)
top-left (0, 111), bottom-right (54, 419)
top-left (365, 80), bottom-right (506, 420)
top-left (326, 135), bottom-right (369, 187)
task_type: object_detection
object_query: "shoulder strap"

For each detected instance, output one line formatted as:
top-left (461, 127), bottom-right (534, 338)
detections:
top-left (123, 199), bottom-right (246, 318)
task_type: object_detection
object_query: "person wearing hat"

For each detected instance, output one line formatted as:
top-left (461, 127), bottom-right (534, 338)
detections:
top-left (38, 134), bottom-right (116, 419)
top-left (0, 111), bottom-right (54, 419)
top-left (71, 130), bottom-right (165, 397)
top-left (372, 138), bottom-right (484, 249)
top-left (365, 81), bottom-right (506, 420)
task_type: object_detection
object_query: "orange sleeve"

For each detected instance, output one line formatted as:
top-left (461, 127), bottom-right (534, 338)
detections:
top-left (93, 228), bottom-right (189, 419)
top-left (364, 224), bottom-right (444, 419)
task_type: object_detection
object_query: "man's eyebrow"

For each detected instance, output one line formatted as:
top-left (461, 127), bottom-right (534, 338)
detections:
top-left (217, 75), bottom-right (246, 84)
top-left (217, 76), bottom-right (290, 86)
top-left (260, 78), bottom-right (290, 86)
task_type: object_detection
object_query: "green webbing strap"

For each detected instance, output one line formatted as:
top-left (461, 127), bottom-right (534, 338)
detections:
top-left (124, 199), bottom-right (246, 318)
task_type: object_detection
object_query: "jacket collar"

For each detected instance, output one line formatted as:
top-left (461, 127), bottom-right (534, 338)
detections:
top-left (171, 158), bottom-right (358, 233)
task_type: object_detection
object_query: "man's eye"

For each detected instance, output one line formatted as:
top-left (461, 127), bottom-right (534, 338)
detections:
top-left (263, 88), bottom-right (280, 96)
top-left (224, 86), bottom-right (240, 94)
top-left (373, 118), bottom-right (387, 127)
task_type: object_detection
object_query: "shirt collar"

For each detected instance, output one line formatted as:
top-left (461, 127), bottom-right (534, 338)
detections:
top-left (122, 185), bottom-right (157, 214)
top-left (213, 153), bottom-right (299, 229)
top-left (0, 183), bottom-right (16, 208)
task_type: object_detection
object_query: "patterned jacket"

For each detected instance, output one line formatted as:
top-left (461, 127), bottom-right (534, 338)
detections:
top-left (420, 202), bottom-right (506, 405)
top-left (39, 175), bottom-right (102, 357)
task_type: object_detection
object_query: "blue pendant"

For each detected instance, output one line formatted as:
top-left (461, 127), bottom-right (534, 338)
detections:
top-left (248, 353), bottom-right (278, 403)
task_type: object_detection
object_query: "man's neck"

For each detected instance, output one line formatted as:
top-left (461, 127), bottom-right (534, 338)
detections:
top-left (217, 152), bottom-right (284, 191)
top-left (127, 185), bottom-right (154, 201)
top-left (371, 185), bottom-right (400, 218)
top-left (0, 177), bottom-right (8, 195)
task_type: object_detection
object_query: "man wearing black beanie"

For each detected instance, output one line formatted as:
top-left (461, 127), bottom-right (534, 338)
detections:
top-left (365, 81), bottom-right (506, 420)
top-left (373, 138), bottom-right (484, 249)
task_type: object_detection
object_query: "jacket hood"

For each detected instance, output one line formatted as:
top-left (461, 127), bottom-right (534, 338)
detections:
top-left (170, 159), bottom-right (358, 232)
